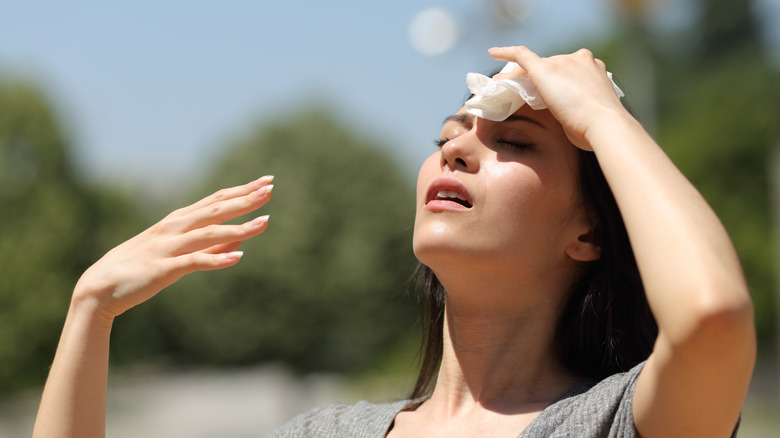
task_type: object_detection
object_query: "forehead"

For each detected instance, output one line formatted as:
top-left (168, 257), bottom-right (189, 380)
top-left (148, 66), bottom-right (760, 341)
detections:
top-left (443, 105), bottom-right (561, 132)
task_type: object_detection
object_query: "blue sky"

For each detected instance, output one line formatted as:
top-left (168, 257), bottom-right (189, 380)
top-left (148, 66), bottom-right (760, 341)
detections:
top-left (0, 0), bottom-right (768, 190)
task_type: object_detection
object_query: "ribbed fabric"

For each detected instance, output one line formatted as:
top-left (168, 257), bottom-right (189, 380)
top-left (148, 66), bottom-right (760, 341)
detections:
top-left (264, 361), bottom-right (738, 437)
top-left (265, 399), bottom-right (408, 438)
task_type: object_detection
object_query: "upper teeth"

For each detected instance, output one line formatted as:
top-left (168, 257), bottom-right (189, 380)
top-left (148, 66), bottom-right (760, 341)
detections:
top-left (437, 190), bottom-right (465, 201)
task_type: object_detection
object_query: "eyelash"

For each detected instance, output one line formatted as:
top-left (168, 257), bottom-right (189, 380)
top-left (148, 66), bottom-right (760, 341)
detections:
top-left (433, 137), bottom-right (534, 151)
top-left (433, 138), bottom-right (449, 148)
top-left (496, 139), bottom-right (534, 151)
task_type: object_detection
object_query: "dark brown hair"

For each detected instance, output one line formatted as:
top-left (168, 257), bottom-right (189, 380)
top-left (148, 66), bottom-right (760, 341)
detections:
top-left (408, 147), bottom-right (658, 399)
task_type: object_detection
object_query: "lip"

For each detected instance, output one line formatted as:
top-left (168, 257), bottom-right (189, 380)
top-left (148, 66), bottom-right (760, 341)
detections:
top-left (425, 176), bottom-right (474, 211)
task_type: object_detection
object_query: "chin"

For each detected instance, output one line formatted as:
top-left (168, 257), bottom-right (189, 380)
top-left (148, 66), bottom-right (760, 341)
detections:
top-left (413, 233), bottom-right (482, 272)
top-left (413, 221), bottom-right (455, 259)
top-left (413, 234), bottom-right (452, 266)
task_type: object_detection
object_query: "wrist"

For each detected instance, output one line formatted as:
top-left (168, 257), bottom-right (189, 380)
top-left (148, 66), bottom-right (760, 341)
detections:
top-left (69, 289), bottom-right (116, 329)
top-left (583, 106), bottom-right (646, 151)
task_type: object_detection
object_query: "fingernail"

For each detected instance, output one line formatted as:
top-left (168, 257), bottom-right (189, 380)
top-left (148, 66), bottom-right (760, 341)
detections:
top-left (254, 184), bottom-right (273, 197)
top-left (222, 251), bottom-right (244, 262)
top-left (250, 215), bottom-right (270, 226)
top-left (256, 175), bottom-right (274, 184)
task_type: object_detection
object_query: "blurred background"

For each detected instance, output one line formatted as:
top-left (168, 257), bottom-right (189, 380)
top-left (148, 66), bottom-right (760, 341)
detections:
top-left (1, 0), bottom-right (779, 436)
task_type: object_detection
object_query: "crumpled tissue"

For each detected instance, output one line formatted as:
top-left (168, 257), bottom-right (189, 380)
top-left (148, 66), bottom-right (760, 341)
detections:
top-left (464, 62), bottom-right (624, 121)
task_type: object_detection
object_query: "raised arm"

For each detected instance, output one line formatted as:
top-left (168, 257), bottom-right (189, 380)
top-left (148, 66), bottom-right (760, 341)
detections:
top-left (33, 176), bottom-right (274, 438)
top-left (490, 46), bottom-right (755, 437)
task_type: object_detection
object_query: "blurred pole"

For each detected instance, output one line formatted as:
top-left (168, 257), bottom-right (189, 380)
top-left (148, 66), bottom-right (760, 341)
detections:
top-left (772, 147), bottom-right (780, 391)
top-left (611, 0), bottom-right (656, 134)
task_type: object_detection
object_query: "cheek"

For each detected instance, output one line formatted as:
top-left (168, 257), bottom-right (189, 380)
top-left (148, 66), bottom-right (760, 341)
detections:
top-left (415, 153), bottom-right (440, 206)
top-left (483, 162), bottom-right (572, 239)
top-left (413, 152), bottom-right (445, 259)
top-left (484, 164), bottom-right (542, 212)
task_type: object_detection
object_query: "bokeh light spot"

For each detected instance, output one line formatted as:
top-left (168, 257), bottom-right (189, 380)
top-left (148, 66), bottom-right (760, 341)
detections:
top-left (408, 8), bottom-right (459, 56)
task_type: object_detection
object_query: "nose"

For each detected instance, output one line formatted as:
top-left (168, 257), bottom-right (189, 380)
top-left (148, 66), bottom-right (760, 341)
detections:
top-left (440, 132), bottom-right (479, 172)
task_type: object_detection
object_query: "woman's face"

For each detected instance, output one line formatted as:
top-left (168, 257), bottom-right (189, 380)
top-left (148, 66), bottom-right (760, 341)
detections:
top-left (412, 104), bottom-right (593, 281)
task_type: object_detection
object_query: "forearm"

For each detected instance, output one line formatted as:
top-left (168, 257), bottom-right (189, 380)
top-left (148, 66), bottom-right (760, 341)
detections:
top-left (33, 296), bottom-right (114, 438)
top-left (586, 110), bottom-right (754, 347)
top-left (31, 177), bottom-right (272, 438)
top-left (588, 112), bottom-right (755, 435)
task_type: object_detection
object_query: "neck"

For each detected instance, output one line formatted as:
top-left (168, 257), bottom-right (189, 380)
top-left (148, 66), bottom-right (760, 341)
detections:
top-left (426, 267), bottom-right (581, 416)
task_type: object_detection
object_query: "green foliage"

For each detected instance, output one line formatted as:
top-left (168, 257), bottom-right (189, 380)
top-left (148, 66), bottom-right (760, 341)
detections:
top-left (593, 0), bottom-right (779, 347)
top-left (0, 80), bottom-right (417, 392)
top-left (655, 53), bottom-right (780, 344)
top-left (695, 0), bottom-right (764, 63)
top-left (649, 0), bottom-right (780, 346)
top-left (111, 108), bottom-right (419, 374)
top-left (0, 80), bottom-right (145, 392)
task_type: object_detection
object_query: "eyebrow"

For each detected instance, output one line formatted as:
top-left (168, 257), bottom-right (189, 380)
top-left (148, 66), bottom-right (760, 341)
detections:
top-left (503, 114), bottom-right (546, 129)
top-left (442, 113), bottom-right (474, 127)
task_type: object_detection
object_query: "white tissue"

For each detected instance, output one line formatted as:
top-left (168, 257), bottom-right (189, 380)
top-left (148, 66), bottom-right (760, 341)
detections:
top-left (464, 62), bottom-right (624, 122)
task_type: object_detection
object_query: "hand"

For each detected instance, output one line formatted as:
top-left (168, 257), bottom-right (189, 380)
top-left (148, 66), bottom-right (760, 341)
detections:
top-left (489, 46), bottom-right (629, 150)
top-left (73, 176), bottom-right (274, 320)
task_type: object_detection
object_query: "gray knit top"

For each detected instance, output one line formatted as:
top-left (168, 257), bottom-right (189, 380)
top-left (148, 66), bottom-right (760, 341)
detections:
top-left (265, 362), bottom-right (647, 437)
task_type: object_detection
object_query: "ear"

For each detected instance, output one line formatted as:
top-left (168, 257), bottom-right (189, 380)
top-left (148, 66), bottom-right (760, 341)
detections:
top-left (565, 215), bottom-right (602, 262)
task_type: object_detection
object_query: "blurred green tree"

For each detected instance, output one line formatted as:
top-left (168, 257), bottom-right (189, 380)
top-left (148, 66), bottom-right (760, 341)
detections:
top-left (110, 108), bottom-right (419, 375)
top-left (694, 0), bottom-right (763, 63)
top-left (583, 0), bottom-right (779, 345)
top-left (653, 0), bottom-right (780, 346)
top-left (0, 79), bottom-right (144, 392)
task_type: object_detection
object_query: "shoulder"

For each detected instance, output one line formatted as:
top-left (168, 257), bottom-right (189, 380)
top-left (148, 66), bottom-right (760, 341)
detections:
top-left (263, 399), bottom-right (409, 438)
top-left (522, 362), bottom-right (645, 438)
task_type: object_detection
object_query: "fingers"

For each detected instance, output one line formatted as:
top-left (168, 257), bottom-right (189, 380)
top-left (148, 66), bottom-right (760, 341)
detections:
top-left (162, 215), bottom-right (269, 277)
top-left (173, 175), bottom-right (274, 218)
top-left (73, 178), bottom-right (275, 318)
top-left (172, 215), bottom-right (270, 256)
top-left (488, 46), bottom-right (605, 74)
top-left (203, 241), bottom-right (242, 255)
top-left (157, 181), bottom-right (273, 236)
top-left (169, 250), bottom-right (247, 274)
top-left (181, 184), bottom-right (273, 232)
top-left (144, 178), bottom-right (273, 279)
top-left (492, 64), bottom-right (528, 80)
top-left (569, 48), bottom-right (605, 71)
top-left (489, 46), bottom-right (543, 73)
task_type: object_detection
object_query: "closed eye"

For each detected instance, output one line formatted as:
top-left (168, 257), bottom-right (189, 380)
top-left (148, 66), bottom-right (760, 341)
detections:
top-left (496, 139), bottom-right (534, 151)
top-left (433, 138), bottom-right (450, 148)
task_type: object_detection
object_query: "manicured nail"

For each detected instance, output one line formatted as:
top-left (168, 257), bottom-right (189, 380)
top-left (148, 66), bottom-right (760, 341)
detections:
top-left (255, 175), bottom-right (274, 184)
top-left (253, 184), bottom-right (273, 197)
top-left (222, 251), bottom-right (244, 262)
top-left (250, 215), bottom-right (270, 226)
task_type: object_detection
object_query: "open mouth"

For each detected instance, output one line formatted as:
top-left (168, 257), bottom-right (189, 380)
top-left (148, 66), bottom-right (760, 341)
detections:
top-left (434, 190), bottom-right (473, 208)
top-left (425, 177), bottom-right (474, 211)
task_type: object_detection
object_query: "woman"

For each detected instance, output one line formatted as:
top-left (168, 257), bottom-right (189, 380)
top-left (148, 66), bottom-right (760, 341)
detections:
top-left (33, 46), bottom-right (755, 437)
